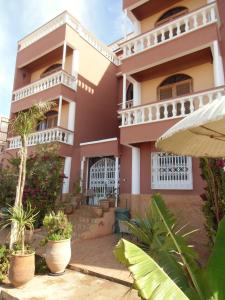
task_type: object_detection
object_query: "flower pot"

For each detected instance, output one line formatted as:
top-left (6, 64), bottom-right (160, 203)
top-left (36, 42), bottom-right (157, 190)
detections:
top-left (92, 206), bottom-right (103, 218)
top-left (108, 197), bottom-right (116, 208)
top-left (99, 199), bottom-right (110, 212)
top-left (45, 239), bottom-right (71, 274)
top-left (9, 252), bottom-right (35, 287)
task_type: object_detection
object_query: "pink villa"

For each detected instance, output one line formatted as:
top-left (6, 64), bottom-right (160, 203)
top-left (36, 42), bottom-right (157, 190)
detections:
top-left (5, 0), bottom-right (225, 251)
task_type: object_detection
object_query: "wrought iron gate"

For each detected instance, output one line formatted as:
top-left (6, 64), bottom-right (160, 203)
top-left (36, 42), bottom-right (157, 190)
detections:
top-left (89, 157), bottom-right (116, 204)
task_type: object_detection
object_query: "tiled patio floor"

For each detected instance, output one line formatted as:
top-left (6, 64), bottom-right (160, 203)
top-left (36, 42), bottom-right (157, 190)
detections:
top-left (70, 234), bottom-right (133, 285)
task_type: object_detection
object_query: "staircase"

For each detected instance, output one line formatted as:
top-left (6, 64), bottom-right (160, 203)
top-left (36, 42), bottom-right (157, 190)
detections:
top-left (69, 205), bottom-right (115, 241)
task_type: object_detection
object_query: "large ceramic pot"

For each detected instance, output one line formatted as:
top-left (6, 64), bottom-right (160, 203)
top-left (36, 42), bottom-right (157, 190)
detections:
top-left (9, 252), bottom-right (35, 287)
top-left (45, 239), bottom-right (71, 274)
top-left (92, 206), bottom-right (103, 218)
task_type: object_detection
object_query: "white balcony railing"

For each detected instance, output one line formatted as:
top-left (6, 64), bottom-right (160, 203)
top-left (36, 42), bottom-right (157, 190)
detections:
top-left (118, 99), bottom-right (134, 110)
top-left (12, 70), bottom-right (76, 102)
top-left (18, 11), bottom-right (119, 66)
top-left (8, 128), bottom-right (74, 149)
top-left (120, 3), bottom-right (218, 59)
top-left (119, 87), bottom-right (225, 127)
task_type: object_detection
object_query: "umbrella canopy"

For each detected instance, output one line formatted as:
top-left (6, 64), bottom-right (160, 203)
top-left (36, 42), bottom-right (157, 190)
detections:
top-left (156, 96), bottom-right (225, 158)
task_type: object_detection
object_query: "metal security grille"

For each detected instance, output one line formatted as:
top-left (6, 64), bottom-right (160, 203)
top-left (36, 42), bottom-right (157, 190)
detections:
top-left (89, 158), bottom-right (116, 204)
top-left (151, 152), bottom-right (193, 190)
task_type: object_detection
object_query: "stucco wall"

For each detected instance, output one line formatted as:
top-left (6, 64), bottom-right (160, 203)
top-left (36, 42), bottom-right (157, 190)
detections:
top-left (140, 0), bottom-right (207, 33)
top-left (141, 62), bottom-right (214, 104)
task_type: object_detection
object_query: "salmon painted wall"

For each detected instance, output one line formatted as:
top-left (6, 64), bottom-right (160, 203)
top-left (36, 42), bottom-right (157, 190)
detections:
top-left (140, 0), bottom-right (207, 33)
top-left (141, 62), bottom-right (214, 105)
top-left (65, 24), bottom-right (119, 189)
top-left (119, 141), bottom-right (204, 196)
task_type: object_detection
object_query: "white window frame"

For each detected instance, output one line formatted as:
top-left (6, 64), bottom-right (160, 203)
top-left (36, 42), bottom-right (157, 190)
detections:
top-left (151, 152), bottom-right (193, 190)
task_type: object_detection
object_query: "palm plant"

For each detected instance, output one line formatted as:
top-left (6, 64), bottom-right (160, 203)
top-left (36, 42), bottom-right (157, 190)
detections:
top-left (9, 102), bottom-right (53, 247)
top-left (1, 204), bottom-right (38, 255)
top-left (11, 102), bottom-right (53, 208)
top-left (114, 194), bottom-right (225, 300)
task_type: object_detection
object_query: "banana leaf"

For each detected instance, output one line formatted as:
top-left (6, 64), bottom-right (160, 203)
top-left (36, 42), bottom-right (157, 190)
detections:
top-left (114, 239), bottom-right (190, 300)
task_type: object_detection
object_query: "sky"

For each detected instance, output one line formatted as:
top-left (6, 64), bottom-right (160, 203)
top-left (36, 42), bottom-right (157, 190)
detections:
top-left (0, 0), bottom-right (132, 117)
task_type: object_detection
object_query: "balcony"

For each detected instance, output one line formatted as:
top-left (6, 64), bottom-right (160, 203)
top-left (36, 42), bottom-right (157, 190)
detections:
top-left (17, 11), bottom-right (119, 66)
top-left (119, 86), bottom-right (225, 128)
top-left (120, 3), bottom-right (217, 60)
top-left (8, 127), bottom-right (74, 150)
top-left (12, 70), bottom-right (76, 102)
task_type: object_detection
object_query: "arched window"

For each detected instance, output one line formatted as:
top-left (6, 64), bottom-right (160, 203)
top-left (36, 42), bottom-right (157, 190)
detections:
top-left (37, 110), bottom-right (58, 131)
top-left (156, 7), bottom-right (188, 26)
top-left (40, 64), bottom-right (62, 78)
top-left (158, 74), bottom-right (193, 101)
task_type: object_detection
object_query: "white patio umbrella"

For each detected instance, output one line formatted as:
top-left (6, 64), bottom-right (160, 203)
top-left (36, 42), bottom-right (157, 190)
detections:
top-left (156, 96), bottom-right (225, 157)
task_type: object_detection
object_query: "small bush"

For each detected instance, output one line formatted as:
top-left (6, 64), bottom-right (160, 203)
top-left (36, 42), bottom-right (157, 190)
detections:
top-left (0, 245), bottom-right (10, 282)
top-left (42, 211), bottom-right (72, 243)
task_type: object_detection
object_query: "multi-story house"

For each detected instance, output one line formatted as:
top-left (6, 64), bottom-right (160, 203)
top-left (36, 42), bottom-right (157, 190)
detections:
top-left (6, 0), bottom-right (225, 249)
top-left (0, 116), bottom-right (9, 155)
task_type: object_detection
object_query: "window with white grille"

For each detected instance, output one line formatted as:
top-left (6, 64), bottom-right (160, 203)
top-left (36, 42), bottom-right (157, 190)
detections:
top-left (151, 152), bottom-right (193, 190)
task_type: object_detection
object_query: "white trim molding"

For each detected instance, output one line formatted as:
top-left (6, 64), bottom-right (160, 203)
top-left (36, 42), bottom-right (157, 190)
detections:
top-left (80, 137), bottom-right (117, 146)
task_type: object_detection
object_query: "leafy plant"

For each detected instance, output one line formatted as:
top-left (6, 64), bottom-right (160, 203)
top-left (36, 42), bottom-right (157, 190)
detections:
top-left (200, 158), bottom-right (225, 245)
top-left (0, 245), bottom-right (10, 282)
top-left (42, 211), bottom-right (72, 244)
top-left (115, 194), bottom-right (225, 300)
top-left (1, 203), bottom-right (38, 255)
top-left (122, 199), bottom-right (197, 290)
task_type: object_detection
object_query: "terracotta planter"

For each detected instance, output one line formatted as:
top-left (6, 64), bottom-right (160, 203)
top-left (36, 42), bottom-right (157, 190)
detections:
top-left (45, 239), bottom-right (71, 274)
top-left (99, 199), bottom-right (110, 212)
top-left (92, 206), bottom-right (103, 218)
top-left (9, 252), bottom-right (35, 287)
top-left (108, 197), bottom-right (116, 208)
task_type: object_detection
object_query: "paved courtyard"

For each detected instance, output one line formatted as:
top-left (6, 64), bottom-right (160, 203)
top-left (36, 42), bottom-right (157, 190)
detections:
top-left (70, 234), bottom-right (132, 285)
top-left (0, 270), bottom-right (139, 300)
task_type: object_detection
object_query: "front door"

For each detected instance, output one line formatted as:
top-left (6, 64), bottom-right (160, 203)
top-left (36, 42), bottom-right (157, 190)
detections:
top-left (89, 157), bottom-right (117, 205)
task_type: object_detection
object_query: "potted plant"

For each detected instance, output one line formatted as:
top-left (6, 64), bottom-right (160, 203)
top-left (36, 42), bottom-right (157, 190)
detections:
top-left (42, 211), bottom-right (72, 274)
top-left (1, 204), bottom-right (38, 287)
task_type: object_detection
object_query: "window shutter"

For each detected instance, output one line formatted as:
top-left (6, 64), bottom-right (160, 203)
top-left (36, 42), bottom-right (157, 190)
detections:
top-left (159, 86), bottom-right (173, 100)
top-left (176, 80), bottom-right (191, 96)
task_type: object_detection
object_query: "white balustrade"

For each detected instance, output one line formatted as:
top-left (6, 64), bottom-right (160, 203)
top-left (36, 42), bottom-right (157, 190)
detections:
top-left (12, 70), bottom-right (76, 102)
top-left (119, 87), bottom-right (225, 127)
top-left (120, 3), bottom-right (218, 59)
top-left (118, 99), bottom-right (134, 110)
top-left (8, 128), bottom-right (74, 149)
top-left (18, 12), bottom-right (119, 66)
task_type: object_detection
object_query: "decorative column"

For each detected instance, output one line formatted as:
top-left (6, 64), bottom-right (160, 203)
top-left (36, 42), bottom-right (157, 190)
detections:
top-left (63, 157), bottom-right (72, 194)
top-left (57, 96), bottom-right (62, 127)
top-left (67, 101), bottom-right (75, 131)
top-left (80, 156), bottom-right (85, 193)
top-left (133, 81), bottom-right (141, 106)
top-left (122, 74), bottom-right (127, 109)
top-left (62, 41), bottom-right (67, 70)
top-left (114, 156), bottom-right (119, 207)
top-left (71, 49), bottom-right (79, 90)
top-left (131, 147), bottom-right (140, 195)
top-left (211, 40), bottom-right (225, 87)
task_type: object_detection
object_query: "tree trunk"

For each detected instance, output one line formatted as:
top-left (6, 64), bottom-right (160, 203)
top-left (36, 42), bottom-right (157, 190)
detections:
top-left (10, 137), bottom-right (27, 249)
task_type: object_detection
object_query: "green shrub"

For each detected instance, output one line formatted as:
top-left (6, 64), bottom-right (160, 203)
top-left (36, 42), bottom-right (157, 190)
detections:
top-left (200, 158), bottom-right (225, 245)
top-left (0, 245), bottom-right (10, 282)
top-left (42, 211), bottom-right (72, 243)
